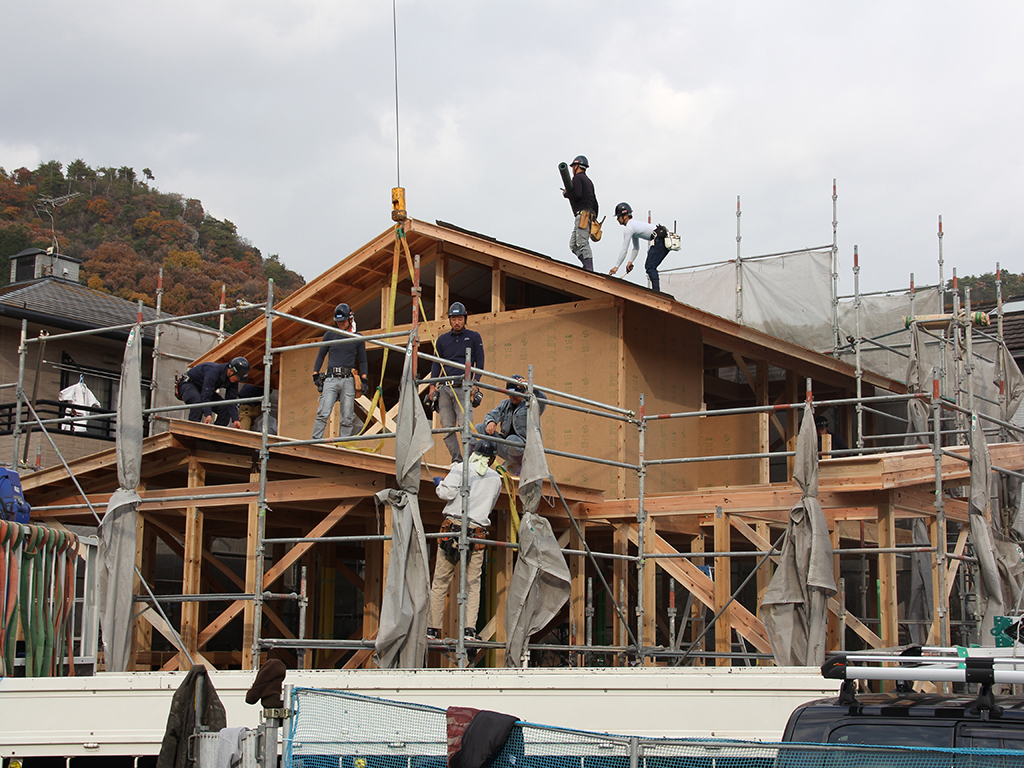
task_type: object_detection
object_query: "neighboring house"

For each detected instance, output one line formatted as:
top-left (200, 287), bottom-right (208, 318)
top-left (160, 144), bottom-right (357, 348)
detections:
top-left (0, 248), bottom-right (220, 469)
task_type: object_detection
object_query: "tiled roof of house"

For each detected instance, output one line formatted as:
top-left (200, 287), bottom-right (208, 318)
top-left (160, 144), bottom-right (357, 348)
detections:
top-left (0, 277), bottom-right (208, 341)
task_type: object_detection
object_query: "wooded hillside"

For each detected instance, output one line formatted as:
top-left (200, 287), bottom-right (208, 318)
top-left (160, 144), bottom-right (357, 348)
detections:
top-left (0, 160), bottom-right (305, 331)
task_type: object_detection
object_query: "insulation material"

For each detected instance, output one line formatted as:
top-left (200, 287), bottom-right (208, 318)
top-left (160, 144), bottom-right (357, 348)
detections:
top-left (698, 412), bottom-right (768, 487)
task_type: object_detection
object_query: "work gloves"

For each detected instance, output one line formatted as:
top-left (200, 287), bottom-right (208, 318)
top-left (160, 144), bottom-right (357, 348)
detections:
top-left (312, 372), bottom-right (325, 393)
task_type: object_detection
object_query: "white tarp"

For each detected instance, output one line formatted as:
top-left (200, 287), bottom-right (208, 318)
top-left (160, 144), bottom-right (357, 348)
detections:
top-left (98, 325), bottom-right (143, 672)
top-left (662, 250), bottom-right (835, 351)
top-left (504, 394), bottom-right (571, 667)
top-left (374, 349), bottom-right (434, 669)
top-left (760, 406), bottom-right (837, 666)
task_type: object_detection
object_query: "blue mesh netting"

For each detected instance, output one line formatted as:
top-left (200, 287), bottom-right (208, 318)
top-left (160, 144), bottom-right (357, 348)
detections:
top-left (285, 688), bottom-right (1024, 768)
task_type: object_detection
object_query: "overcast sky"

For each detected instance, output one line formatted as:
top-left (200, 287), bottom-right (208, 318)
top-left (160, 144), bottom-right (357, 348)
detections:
top-left (5, 1), bottom-right (1022, 295)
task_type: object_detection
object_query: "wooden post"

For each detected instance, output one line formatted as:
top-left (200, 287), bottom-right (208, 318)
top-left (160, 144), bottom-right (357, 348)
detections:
top-left (242, 469), bottom-right (260, 670)
top-left (363, 518), bottom-right (383, 669)
top-left (568, 511), bottom-right (586, 665)
top-left (827, 525), bottom-right (841, 653)
top-left (180, 456), bottom-right (206, 670)
top-left (714, 507), bottom-right (732, 666)
top-left (130, 482), bottom-right (153, 671)
top-left (642, 514), bottom-right (657, 665)
top-left (434, 251), bottom-right (449, 321)
top-left (691, 530), bottom-right (706, 666)
top-left (493, 505), bottom-right (513, 667)
top-left (612, 523), bottom-right (629, 665)
top-left (877, 498), bottom-right (898, 652)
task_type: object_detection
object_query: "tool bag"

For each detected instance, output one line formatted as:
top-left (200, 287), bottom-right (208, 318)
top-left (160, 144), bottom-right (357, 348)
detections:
top-left (173, 373), bottom-right (188, 401)
top-left (0, 468), bottom-right (31, 524)
top-left (654, 224), bottom-right (681, 251)
top-left (590, 215), bottom-right (605, 242)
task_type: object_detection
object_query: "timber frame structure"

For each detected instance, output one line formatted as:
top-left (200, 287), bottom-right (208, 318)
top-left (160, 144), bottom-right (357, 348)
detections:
top-left (13, 218), bottom-right (1024, 671)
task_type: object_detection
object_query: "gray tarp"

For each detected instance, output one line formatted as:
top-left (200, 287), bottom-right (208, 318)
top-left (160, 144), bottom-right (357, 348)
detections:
top-left (967, 413), bottom-right (1024, 643)
top-left (98, 325), bottom-right (144, 671)
top-left (504, 395), bottom-right (571, 667)
top-left (905, 327), bottom-right (934, 644)
top-left (375, 350), bottom-right (433, 668)
top-left (761, 406), bottom-right (837, 666)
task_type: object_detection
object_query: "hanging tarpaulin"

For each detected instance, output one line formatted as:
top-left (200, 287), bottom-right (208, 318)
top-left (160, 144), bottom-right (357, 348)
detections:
top-left (98, 325), bottom-right (143, 672)
top-left (966, 412), bottom-right (1024, 643)
top-left (504, 393), bottom-right (570, 667)
top-left (375, 347), bottom-right (433, 669)
top-left (761, 406), bottom-right (837, 666)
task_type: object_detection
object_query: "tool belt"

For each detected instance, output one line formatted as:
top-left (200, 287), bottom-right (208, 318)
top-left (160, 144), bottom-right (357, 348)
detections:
top-left (438, 517), bottom-right (487, 562)
top-left (326, 367), bottom-right (352, 378)
top-left (589, 215), bottom-right (605, 243)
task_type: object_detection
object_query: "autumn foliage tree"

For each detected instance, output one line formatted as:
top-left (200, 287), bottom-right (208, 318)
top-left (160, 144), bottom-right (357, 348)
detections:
top-left (0, 160), bottom-right (304, 331)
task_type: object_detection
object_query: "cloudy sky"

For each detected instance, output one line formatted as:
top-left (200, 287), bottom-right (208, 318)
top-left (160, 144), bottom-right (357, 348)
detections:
top-left (5, 1), bottom-right (1022, 295)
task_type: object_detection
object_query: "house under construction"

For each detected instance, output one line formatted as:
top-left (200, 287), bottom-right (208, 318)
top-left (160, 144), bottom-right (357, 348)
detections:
top-left (9, 216), bottom-right (1024, 673)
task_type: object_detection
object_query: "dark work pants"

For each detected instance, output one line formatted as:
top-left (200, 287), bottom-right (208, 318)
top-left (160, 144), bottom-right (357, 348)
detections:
top-left (645, 238), bottom-right (669, 292)
top-left (178, 380), bottom-right (231, 425)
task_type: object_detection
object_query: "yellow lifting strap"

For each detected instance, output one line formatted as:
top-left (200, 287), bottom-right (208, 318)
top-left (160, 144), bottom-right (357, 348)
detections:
top-left (495, 466), bottom-right (520, 545)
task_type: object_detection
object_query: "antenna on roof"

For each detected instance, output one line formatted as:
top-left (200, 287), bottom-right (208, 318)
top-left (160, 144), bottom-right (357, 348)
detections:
top-left (37, 192), bottom-right (83, 253)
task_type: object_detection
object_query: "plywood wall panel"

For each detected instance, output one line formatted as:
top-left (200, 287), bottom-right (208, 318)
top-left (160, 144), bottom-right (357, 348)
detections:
top-left (623, 304), bottom-right (704, 496)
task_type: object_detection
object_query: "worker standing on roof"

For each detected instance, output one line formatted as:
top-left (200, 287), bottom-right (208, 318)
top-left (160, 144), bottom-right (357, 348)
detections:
top-left (561, 155), bottom-right (599, 272)
top-left (311, 303), bottom-right (368, 441)
top-left (473, 375), bottom-right (547, 476)
top-left (429, 302), bottom-right (485, 464)
top-left (609, 202), bottom-right (670, 292)
top-left (177, 357), bottom-right (249, 428)
top-left (427, 440), bottom-right (501, 652)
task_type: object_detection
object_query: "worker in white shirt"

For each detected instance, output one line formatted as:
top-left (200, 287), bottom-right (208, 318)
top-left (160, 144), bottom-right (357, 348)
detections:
top-left (426, 441), bottom-right (501, 644)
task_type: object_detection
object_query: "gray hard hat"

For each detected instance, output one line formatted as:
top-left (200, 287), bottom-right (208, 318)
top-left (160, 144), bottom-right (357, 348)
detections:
top-left (571, 155), bottom-right (589, 168)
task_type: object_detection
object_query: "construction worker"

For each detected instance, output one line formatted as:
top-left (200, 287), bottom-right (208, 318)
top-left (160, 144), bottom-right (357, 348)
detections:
top-left (177, 357), bottom-right (249, 428)
top-left (815, 414), bottom-right (849, 453)
top-left (609, 202), bottom-right (669, 292)
top-left (429, 302), bottom-right (485, 463)
top-left (473, 375), bottom-right (547, 476)
top-left (311, 303), bottom-right (368, 440)
top-left (561, 155), bottom-right (598, 272)
top-left (427, 440), bottom-right (501, 645)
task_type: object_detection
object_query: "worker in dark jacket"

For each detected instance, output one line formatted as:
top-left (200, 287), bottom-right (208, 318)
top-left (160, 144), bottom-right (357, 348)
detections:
top-left (178, 357), bottom-right (250, 428)
top-left (428, 301), bottom-right (486, 464)
top-left (561, 154), bottom-right (598, 272)
top-left (473, 375), bottom-right (547, 475)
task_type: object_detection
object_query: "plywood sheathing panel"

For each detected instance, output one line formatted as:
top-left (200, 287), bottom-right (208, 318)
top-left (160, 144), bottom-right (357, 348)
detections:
top-left (418, 298), bottom-right (622, 490)
top-left (623, 303), bottom-right (703, 496)
top-left (278, 345), bottom-right (327, 441)
top-left (697, 412), bottom-right (768, 488)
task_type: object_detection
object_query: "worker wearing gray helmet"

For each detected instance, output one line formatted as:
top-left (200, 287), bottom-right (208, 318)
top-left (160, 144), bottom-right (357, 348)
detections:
top-left (311, 303), bottom-right (368, 440)
top-left (561, 154), bottom-right (598, 272)
top-left (177, 357), bottom-right (250, 427)
top-left (429, 301), bottom-right (486, 463)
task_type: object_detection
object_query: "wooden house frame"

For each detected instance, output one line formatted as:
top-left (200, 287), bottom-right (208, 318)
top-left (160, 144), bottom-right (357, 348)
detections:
top-left (20, 219), bottom-right (1024, 670)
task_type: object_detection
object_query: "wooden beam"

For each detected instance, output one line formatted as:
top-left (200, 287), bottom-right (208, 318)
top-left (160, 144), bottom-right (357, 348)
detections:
top-left (624, 525), bottom-right (771, 652)
top-left (714, 507), bottom-right (732, 665)
top-left (179, 456), bottom-right (205, 669)
top-left (197, 501), bottom-right (357, 647)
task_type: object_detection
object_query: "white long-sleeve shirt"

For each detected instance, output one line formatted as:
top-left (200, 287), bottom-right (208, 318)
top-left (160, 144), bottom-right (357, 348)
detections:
top-left (613, 219), bottom-right (656, 272)
top-left (436, 461), bottom-right (501, 528)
